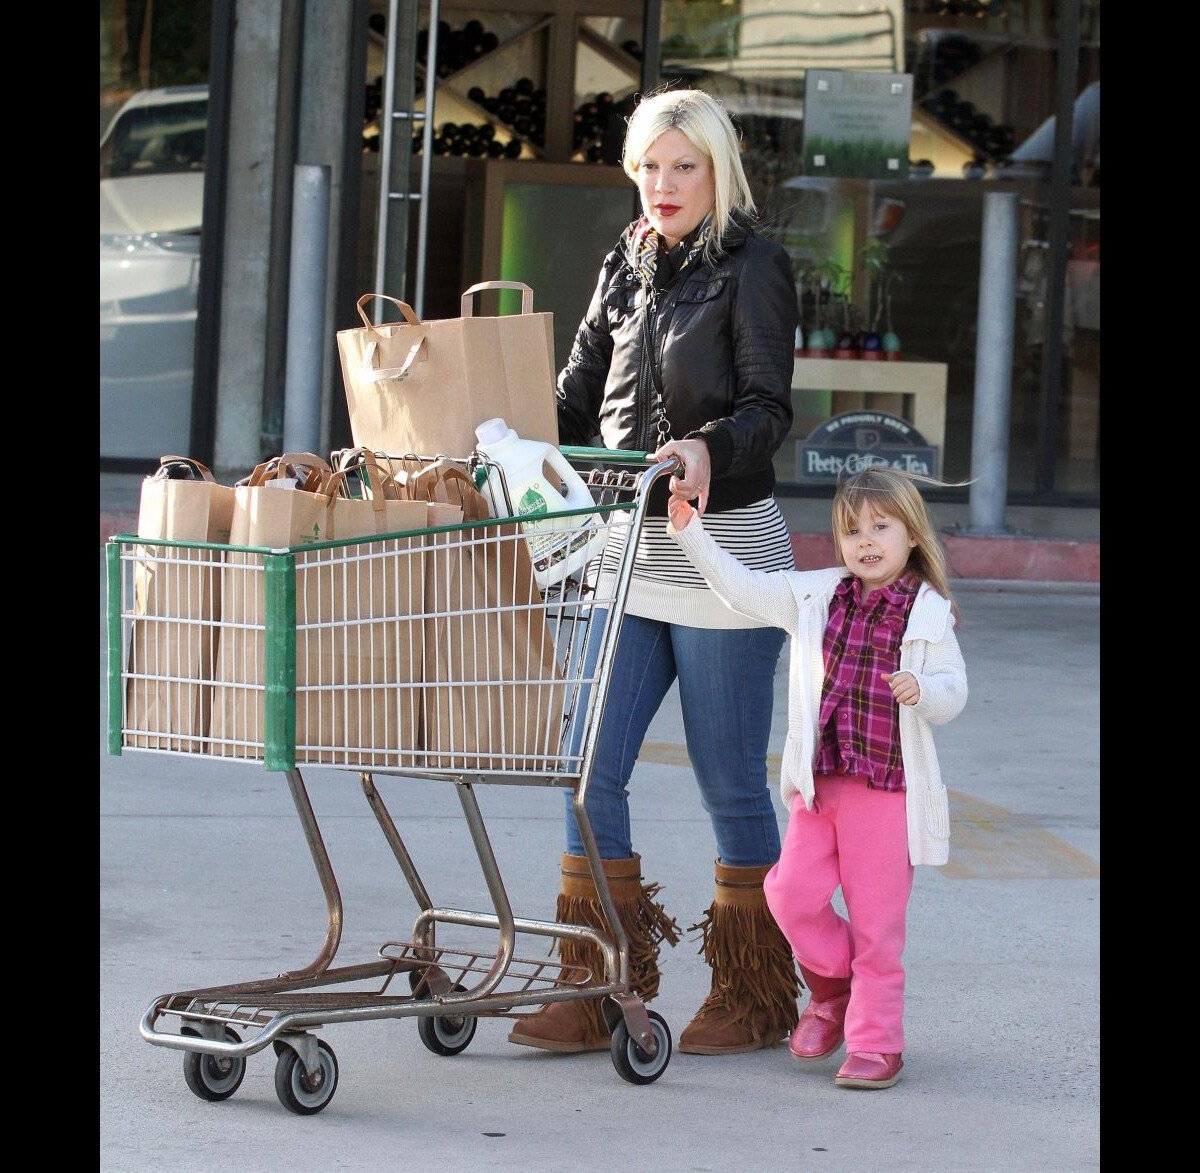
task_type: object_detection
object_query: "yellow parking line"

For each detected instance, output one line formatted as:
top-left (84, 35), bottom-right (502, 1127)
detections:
top-left (638, 742), bottom-right (1099, 880)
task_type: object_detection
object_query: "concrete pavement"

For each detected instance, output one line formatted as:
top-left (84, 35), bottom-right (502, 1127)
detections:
top-left (99, 533), bottom-right (1100, 1170)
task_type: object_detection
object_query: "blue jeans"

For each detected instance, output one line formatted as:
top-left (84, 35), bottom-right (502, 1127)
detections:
top-left (563, 612), bottom-right (786, 868)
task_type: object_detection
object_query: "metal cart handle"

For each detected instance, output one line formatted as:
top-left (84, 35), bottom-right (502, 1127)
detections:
top-left (560, 446), bottom-right (650, 465)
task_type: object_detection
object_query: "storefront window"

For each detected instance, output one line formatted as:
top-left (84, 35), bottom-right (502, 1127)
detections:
top-left (100, 1), bottom-right (213, 465)
top-left (658, 0), bottom-right (1099, 502)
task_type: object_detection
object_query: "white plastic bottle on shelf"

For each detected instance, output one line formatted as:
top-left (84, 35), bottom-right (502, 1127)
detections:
top-left (474, 416), bottom-right (608, 589)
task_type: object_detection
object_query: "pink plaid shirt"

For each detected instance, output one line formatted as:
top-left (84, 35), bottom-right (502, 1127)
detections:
top-left (814, 571), bottom-right (920, 791)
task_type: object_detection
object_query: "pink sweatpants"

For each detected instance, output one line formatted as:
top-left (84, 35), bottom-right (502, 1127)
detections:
top-left (763, 775), bottom-right (914, 1054)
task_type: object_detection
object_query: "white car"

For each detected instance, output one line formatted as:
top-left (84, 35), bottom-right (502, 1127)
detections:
top-left (100, 86), bottom-right (208, 461)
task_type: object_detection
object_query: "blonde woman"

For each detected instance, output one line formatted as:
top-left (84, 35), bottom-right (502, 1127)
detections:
top-left (509, 88), bottom-right (801, 1057)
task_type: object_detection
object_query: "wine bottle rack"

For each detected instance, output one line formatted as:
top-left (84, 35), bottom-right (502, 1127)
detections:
top-left (367, 3), bottom-right (643, 166)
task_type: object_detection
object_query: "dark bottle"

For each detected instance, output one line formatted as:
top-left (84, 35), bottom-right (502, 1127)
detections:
top-left (468, 86), bottom-right (486, 105)
top-left (448, 31), bottom-right (470, 72)
top-left (463, 19), bottom-right (486, 59)
top-left (515, 76), bottom-right (535, 96)
top-left (503, 138), bottom-right (522, 159)
top-left (487, 138), bottom-right (506, 158)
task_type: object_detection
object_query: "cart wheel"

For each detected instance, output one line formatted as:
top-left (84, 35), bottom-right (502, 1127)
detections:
top-left (416, 985), bottom-right (478, 1057)
top-left (610, 1010), bottom-right (672, 1085)
top-left (274, 1039), bottom-right (339, 1116)
top-left (181, 1026), bottom-right (246, 1102)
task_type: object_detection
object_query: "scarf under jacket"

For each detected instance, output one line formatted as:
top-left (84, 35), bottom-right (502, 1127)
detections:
top-left (626, 214), bottom-right (713, 289)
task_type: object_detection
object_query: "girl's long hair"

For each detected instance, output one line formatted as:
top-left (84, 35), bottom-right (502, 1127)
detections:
top-left (832, 466), bottom-right (964, 623)
top-left (621, 87), bottom-right (755, 261)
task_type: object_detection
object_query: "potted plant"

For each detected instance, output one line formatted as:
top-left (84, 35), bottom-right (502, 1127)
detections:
top-left (857, 236), bottom-right (891, 360)
top-left (882, 270), bottom-right (902, 361)
top-left (808, 255), bottom-right (845, 358)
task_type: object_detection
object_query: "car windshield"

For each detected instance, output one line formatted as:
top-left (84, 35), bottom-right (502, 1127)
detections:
top-left (100, 99), bottom-right (208, 180)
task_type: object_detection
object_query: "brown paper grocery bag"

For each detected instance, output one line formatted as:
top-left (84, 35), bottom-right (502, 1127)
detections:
top-left (209, 453), bottom-right (336, 760)
top-left (126, 456), bottom-right (236, 752)
top-left (336, 281), bottom-right (559, 459)
top-left (317, 449), bottom-right (430, 768)
top-left (409, 461), bottom-right (566, 771)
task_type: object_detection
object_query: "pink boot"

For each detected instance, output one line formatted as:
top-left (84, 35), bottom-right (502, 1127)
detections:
top-left (789, 967), bottom-right (851, 1061)
top-left (835, 1051), bottom-right (904, 1089)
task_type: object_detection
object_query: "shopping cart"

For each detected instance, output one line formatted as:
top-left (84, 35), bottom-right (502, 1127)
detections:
top-left (105, 447), bottom-right (679, 1115)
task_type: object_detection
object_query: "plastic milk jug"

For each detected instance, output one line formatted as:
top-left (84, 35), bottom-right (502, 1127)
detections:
top-left (474, 417), bottom-right (607, 589)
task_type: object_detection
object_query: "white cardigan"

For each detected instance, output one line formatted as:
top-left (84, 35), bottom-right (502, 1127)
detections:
top-left (671, 519), bottom-right (968, 866)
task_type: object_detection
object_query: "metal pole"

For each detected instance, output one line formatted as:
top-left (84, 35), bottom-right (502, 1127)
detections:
top-left (967, 189), bottom-right (1019, 535)
top-left (413, 0), bottom-right (440, 319)
top-left (372, 0), bottom-right (401, 323)
top-left (282, 164), bottom-right (331, 455)
top-left (1034, 0), bottom-right (1081, 495)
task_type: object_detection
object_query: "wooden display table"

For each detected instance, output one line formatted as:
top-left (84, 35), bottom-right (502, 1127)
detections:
top-left (791, 357), bottom-right (948, 452)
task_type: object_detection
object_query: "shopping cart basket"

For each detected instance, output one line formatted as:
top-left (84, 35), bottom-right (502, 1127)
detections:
top-left (105, 447), bottom-right (680, 1115)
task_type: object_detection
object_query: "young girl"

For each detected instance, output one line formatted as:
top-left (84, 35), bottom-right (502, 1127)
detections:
top-left (663, 464), bottom-right (968, 1089)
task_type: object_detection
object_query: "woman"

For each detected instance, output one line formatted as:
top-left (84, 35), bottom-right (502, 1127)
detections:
top-left (507, 87), bottom-right (801, 1057)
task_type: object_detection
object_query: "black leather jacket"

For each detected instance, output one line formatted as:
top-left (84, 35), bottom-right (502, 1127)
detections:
top-left (556, 215), bottom-right (798, 515)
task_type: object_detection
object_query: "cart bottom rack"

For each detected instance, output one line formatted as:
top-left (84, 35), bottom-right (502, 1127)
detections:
top-left (138, 769), bottom-right (672, 1114)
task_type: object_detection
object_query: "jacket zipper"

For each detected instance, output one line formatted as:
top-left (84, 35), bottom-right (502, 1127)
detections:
top-left (637, 285), bottom-right (658, 451)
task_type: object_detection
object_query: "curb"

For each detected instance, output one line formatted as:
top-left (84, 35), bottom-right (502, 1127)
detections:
top-left (101, 511), bottom-right (139, 544)
top-left (103, 510), bottom-right (1099, 586)
top-left (789, 531), bottom-right (1098, 584)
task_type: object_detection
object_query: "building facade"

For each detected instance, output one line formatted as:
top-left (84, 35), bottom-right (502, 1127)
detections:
top-left (100, 0), bottom-right (1100, 506)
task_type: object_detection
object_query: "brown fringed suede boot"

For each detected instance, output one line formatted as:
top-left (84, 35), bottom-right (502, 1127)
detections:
top-left (678, 859), bottom-right (801, 1055)
top-left (507, 852), bottom-right (680, 1053)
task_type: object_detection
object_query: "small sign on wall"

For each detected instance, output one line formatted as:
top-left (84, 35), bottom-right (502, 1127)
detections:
top-left (797, 410), bottom-right (937, 481)
top-left (802, 69), bottom-right (913, 180)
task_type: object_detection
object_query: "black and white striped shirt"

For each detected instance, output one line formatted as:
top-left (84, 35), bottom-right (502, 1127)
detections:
top-left (598, 498), bottom-right (795, 629)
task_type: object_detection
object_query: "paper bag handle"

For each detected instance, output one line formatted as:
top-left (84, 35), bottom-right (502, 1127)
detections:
top-left (245, 452), bottom-right (332, 491)
top-left (461, 281), bottom-right (534, 316)
top-left (334, 447), bottom-right (401, 501)
top-left (355, 293), bottom-right (423, 329)
top-left (155, 455), bottom-right (215, 482)
top-left (322, 469), bottom-right (387, 521)
top-left (353, 295), bottom-right (428, 383)
top-left (409, 459), bottom-right (490, 523)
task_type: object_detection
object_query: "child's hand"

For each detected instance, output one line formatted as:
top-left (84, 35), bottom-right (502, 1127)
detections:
top-left (667, 496), bottom-right (694, 531)
top-left (652, 438), bottom-right (710, 516)
top-left (882, 671), bottom-right (920, 706)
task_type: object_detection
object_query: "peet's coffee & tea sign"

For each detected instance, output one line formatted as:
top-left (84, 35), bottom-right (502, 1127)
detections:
top-left (797, 411), bottom-right (938, 481)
